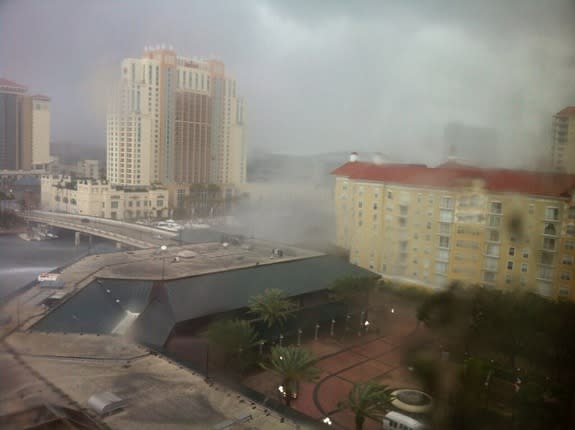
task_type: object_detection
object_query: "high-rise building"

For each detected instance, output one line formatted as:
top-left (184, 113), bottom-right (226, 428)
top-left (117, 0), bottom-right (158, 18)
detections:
top-left (332, 154), bottom-right (575, 301)
top-left (106, 46), bottom-right (246, 188)
top-left (551, 107), bottom-right (575, 174)
top-left (0, 78), bottom-right (51, 171)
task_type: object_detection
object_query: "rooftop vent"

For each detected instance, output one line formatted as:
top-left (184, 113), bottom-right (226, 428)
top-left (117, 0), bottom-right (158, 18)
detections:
top-left (350, 152), bottom-right (359, 162)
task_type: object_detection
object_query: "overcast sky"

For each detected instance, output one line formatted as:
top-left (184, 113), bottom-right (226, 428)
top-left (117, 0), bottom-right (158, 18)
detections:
top-left (1, 0), bottom-right (574, 166)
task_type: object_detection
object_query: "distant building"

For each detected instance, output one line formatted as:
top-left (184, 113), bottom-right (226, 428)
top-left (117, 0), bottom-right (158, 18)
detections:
top-left (444, 122), bottom-right (498, 167)
top-left (76, 159), bottom-right (100, 180)
top-left (332, 153), bottom-right (575, 301)
top-left (107, 46), bottom-right (246, 188)
top-left (0, 79), bottom-right (51, 170)
top-left (41, 175), bottom-right (168, 220)
top-left (551, 106), bottom-right (575, 174)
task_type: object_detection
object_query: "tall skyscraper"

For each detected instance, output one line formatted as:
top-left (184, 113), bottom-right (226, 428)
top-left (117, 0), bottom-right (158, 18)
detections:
top-left (107, 46), bottom-right (246, 187)
top-left (0, 78), bottom-right (51, 170)
top-left (551, 107), bottom-right (575, 174)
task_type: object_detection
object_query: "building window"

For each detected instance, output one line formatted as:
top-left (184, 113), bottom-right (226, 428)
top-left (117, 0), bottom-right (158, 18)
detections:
top-left (439, 236), bottom-right (450, 249)
top-left (541, 251), bottom-right (554, 265)
top-left (509, 247), bottom-right (515, 256)
top-left (439, 223), bottom-right (451, 235)
top-left (569, 206), bottom-right (575, 219)
top-left (358, 201), bottom-right (363, 209)
top-left (545, 207), bottom-right (559, 221)
top-left (426, 222), bottom-right (432, 230)
top-left (485, 244), bottom-right (500, 257)
top-left (441, 197), bottom-right (454, 209)
top-left (562, 255), bottom-right (574, 265)
top-left (387, 191), bottom-right (393, 199)
top-left (490, 202), bottom-right (502, 214)
top-left (483, 271), bottom-right (496, 282)
top-left (111, 201), bottom-right (119, 209)
top-left (437, 249), bottom-right (449, 261)
top-left (567, 225), bottom-right (575, 235)
top-left (521, 263), bottom-right (528, 273)
top-left (435, 262), bottom-right (448, 274)
top-left (529, 204), bottom-right (534, 215)
top-left (440, 210), bottom-right (453, 222)
top-left (537, 266), bottom-right (553, 281)
top-left (522, 248), bottom-right (529, 258)
top-left (373, 202), bottom-right (378, 210)
top-left (558, 286), bottom-right (570, 297)
top-left (488, 230), bottom-right (500, 242)
top-left (560, 271), bottom-right (572, 281)
top-left (544, 223), bottom-right (557, 235)
top-left (543, 237), bottom-right (556, 251)
top-left (484, 257), bottom-right (498, 271)
top-left (507, 261), bottom-right (514, 270)
top-left (487, 215), bottom-right (501, 227)
top-left (566, 240), bottom-right (575, 251)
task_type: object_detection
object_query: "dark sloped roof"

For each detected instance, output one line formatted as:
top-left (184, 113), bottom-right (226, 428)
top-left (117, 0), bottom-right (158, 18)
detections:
top-left (33, 256), bottom-right (374, 347)
top-left (32, 279), bottom-right (152, 334)
top-left (166, 255), bottom-right (374, 323)
top-left (131, 283), bottom-right (177, 347)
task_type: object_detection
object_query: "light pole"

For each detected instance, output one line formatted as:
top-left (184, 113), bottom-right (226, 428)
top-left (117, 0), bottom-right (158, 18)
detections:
top-left (364, 320), bottom-right (370, 335)
top-left (314, 323), bottom-right (320, 341)
top-left (279, 334), bottom-right (284, 347)
top-left (297, 329), bottom-right (302, 346)
top-left (358, 311), bottom-right (365, 336)
top-left (330, 319), bottom-right (335, 337)
top-left (160, 245), bottom-right (167, 282)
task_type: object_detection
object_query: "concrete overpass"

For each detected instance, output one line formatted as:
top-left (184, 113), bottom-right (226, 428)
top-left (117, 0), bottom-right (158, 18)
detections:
top-left (22, 210), bottom-right (181, 249)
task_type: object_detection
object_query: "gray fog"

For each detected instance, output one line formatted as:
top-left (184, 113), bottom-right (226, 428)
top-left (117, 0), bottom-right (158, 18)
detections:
top-left (1, 0), bottom-right (574, 166)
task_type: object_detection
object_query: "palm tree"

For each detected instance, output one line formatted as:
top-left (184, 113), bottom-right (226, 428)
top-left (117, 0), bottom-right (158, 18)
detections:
top-left (338, 381), bottom-right (395, 430)
top-left (248, 288), bottom-right (297, 329)
top-left (261, 345), bottom-right (320, 407)
top-left (205, 319), bottom-right (259, 371)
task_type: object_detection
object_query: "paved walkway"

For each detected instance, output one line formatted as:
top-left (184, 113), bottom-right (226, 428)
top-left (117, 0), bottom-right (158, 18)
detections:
top-left (244, 305), bottom-right (423, 430)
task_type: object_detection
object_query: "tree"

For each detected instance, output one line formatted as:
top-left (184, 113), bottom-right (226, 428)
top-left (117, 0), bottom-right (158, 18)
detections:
top-left (248, 288), bottom-right (297, 329)
top-left (205, 319), bottom-right (259, 372)
top-left (337, 381), bottom-right (395, 430)
top-left (261, 345), bottom-right (320, 407)
top-left (329, 275), bottom-right (378, 312)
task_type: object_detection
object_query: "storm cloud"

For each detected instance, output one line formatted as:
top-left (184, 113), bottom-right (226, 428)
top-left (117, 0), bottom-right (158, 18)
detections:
top-left (1, 0), bottom-right (573, 167)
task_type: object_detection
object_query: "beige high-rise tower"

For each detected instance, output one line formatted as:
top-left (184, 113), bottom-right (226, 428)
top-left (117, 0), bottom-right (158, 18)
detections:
top-left (551, 107), bottom-right (575, 174)
top-left (0, 78), bottom-right (51, 170)
top-left (106, 46), bottom-right (246, 187)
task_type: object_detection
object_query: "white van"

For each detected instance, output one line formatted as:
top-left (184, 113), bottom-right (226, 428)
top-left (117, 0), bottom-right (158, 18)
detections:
top-left (382, 411), bottom-right (426, 430)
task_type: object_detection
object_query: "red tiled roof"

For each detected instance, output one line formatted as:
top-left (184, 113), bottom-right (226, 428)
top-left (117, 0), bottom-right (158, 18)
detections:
top-left (331, 161), bottom-right (575, 197)
top-left (0, 78), bottom-right (27, 90)
top-left (556, 106), bottom-right (575, 116)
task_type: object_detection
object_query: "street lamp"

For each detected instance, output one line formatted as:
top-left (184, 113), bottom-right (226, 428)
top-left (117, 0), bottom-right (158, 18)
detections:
top-left (160, 245), bottom-right (167, 281)
top-left (314, 323), bottom-right (320, 341)
top-left (322, 417), bottom-right (333, 426)
top-left (279, 334), bottom-right (284, 347)
top-left (364, 320), bottom-right (370, 334)
top-left (330, 319), bottom-right (335, 337)
top-left (297, 329), bottom-right (303, 346)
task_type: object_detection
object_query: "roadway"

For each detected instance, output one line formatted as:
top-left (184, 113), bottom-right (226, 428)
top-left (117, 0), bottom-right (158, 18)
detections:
top-left (22, 210), bottom-right (182, 249)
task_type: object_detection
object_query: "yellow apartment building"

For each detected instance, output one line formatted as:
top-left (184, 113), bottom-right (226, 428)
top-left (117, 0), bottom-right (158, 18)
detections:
top-left (332, 155), bottom-right (575, 301)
